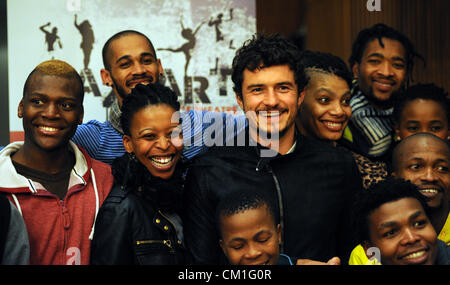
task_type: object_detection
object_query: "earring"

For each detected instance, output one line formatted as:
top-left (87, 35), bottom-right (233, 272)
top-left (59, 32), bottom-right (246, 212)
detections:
top-left (128, 152), bottom-right (136, 161)
top-left (351, 78), bottom-right (359, 94)
top-left (159, 73), bottom-right (166, 85)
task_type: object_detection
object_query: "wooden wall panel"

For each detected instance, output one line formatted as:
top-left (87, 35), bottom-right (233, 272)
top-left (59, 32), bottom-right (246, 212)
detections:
top-left (304, 0), bottom-right (352, 58)
top-left (256, 0), bottom-right (306, 37)
top-left (304, 0), bottom-right (450, 93)
top-left (257, 0), bottom-right (449, 93)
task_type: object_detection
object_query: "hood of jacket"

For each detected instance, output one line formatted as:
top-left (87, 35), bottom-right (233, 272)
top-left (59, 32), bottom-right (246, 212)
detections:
top-left (0, 141), bottom-right (93, 194)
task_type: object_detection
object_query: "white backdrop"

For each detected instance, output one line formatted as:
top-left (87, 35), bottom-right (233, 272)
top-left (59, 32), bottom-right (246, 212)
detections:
top-left (7, 0), bottom-right (256, 135)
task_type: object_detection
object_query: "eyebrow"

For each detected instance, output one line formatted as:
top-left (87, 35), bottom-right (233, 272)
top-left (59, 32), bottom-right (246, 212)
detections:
top-left (246, 84), bottom-right (263, 90)
top-left (314, 87), bottom-right (351, 96)
top-left (229, 237), bottom-right (245, 243)
top-left (379, 221), bottom-right (397, 229)
top-left (314, 87), bottom-right (333, 95)
top-left (367, 53), bottom-right (384, 59)
top-left (407, 157), bottom-right (424, 162)
top-left (379, 210), bottom-right (423, 229)
top-left (246, 81), bottom-right (295, 90)
top-left (405, 120), bottom-right (444, 124)
top-left (434, 158), bottom-right (450, 164)
top-left (229, 230), bottom-right (270, 243)
top-left (138, 128), bottom-right (155, 135)
top-left (367, 53), bottom-right (406, 63)
top-left (392, 56), bottom-right (406, 62)
top-left (138, 124), bottom-right (180, 135)
top-left (407, 157), bottom-right (449, 164)
top-left (29, 92), bottom-right (78, 101)
top-left (410, 210), bottom-right (423, 221)
top-left (115, 52), bottom-right (156, 64)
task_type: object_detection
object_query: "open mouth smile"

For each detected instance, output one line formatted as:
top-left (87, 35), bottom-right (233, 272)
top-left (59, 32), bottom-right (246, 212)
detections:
top-left (37, 125), bottom-right (62, 135)
top-left (372, 79), bottom-right (396, 92)
top-left (321, 120), bottom-right (346, 132)
top-left (150, 155), bottom-right (176, 170)
top-left (127, 77), bottom-right (154, 88)
top-left (399, 248), bottom-right (429, 265)
top-left (418, 186), bottom-right (442, 199)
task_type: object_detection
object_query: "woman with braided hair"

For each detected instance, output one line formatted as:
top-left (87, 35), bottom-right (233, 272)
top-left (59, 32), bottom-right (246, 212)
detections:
top-left (90, 83), bottom-right (190, 265)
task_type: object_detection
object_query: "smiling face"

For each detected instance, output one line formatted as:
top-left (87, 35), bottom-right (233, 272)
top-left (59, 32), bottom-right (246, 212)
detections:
top-left (19, 74), bottom-right (83, 152)
top-left (393, 137), bottom-right (450, 209)
top-left (123, 104), bottom-right (183, 180)
top-left (298, 73), bottom-right (351, 141)
top-left (219, 205), bottom-right (282, 265)
top-left (353, 38), bottom-right (406, 109)
top-left (396, 98), bottom-right (450, 141)
top-left (366, 197), bottom-right (437, 265)
top-left (236, 65), bottom-right (304, 148)
top-left (101, 33), bottom-right (163, 106)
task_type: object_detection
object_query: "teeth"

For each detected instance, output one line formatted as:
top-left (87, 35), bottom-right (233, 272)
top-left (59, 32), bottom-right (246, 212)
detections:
top-left (259, 112), bottom-right (279, 117)
top-left (151, 156), bottom-right (173, 165)
top-left (129, 80), bottom-right (151, 87)
top-left (324, 122), bottom-right (342, 128)
top-left (404, 251), bottom-right (425, 259)
top-left (375, 81), bottom-right (393, 87)
top-left (420, 189), bottom-right (438, 194)
top-left (40, 126), bottom-right (58, 132)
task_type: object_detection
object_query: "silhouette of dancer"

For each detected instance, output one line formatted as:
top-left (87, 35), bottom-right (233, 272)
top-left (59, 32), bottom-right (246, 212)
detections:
top-left (39, 22), bottom-right (62, 53)
top-left (158, 18), bottom-right (205, 75)
top-left (208, 8), bottom-right (233, 42)
top-left (74, 14), bottom-right (95, 69)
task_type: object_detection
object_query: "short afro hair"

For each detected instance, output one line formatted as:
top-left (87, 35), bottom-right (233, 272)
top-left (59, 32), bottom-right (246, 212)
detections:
top-left (216, 189), bottom-right (278, 238)
top-left (23, 59), bottom-right (84, 102)
top-left (352, 177), bottom-right (431, 244)
top-left (393, 83), bottom-right (450, 125)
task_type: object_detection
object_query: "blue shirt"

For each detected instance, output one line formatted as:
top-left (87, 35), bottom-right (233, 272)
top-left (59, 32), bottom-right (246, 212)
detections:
top-left (72, 110), bottom-right (247, 165)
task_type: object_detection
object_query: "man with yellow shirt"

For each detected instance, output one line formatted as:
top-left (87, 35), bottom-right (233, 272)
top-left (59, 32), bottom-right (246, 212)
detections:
top-left (349, 133), bottom-right (450, 265)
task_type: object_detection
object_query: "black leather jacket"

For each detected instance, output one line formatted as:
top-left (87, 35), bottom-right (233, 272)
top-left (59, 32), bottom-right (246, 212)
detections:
top-left (90, 155), bottom-right (190, 265)
top-left (90, 184), bottom-right (190, 265)
top-left (183, 130), bottom-right (362, 264)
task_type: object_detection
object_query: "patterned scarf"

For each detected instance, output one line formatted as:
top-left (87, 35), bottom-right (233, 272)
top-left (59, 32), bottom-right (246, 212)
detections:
top-left (108, 98), bottom-right (123, 134)
top-left (350, 89), bottom-right (394, 157)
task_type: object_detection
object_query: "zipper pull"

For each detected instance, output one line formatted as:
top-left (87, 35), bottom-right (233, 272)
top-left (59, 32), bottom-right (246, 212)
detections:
top-left (163, 240), bottom-right (172, 248)
top-left (164, 240), bottom-right (176, 253)
top-left (62, 207), bottom-right (71, 229)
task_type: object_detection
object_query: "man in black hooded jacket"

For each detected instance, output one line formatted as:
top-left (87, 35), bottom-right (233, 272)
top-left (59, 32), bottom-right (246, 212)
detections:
top-left (182, 34), bottom-right (363, 265)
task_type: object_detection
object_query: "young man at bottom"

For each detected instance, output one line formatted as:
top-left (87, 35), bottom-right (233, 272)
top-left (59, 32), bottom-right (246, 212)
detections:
top-left (0, 60), bottom-right (113, 265)
top-left (354, 177), bottom-right (450, 265)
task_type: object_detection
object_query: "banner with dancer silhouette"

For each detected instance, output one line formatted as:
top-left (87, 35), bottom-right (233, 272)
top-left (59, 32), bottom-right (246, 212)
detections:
top-left (7, 0), bottom-right (256, 139)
